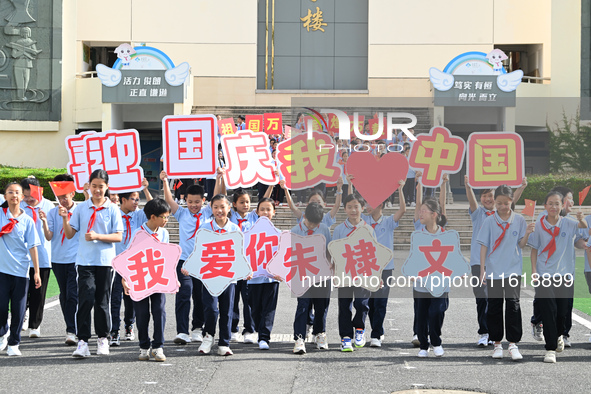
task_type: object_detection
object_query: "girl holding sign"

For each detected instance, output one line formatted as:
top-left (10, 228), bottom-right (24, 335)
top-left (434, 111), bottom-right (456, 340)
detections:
top-left (61, 169), bottom-right (123, 358)
top-left (0, 183), bottom-right (41, 356)
top-left (528, 191), bottom-right (587, 363)
top-left (476, 185), bottom-right (534, 361)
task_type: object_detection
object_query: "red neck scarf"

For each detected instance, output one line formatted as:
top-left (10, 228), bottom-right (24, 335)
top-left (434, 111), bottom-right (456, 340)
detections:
top-left (187, 213), bottom-right (202, 240)
top-left (237, 218), bottom-right (247, 230)
top-left (87, 206), bottom-right (105, 232)
top-left (122, 214), bottom-right (132, 244)
top-left (489, 213), bottom-right (513, 255)
top-left (60, 212), bottom-right (73, 244)
top-left (211, 221), bottom-right (227, 234)
top-left (26, 206), bottom-right (37, 223)
top-left (0, 208), bottom-right (17, 238)
top-left (540, 215), bottom-right (561, 261)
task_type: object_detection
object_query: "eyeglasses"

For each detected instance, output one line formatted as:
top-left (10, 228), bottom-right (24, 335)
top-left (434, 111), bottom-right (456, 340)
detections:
top-left (5, 191), bottom-right (21, 196)
top-left (129, 198), bottom-right (140, 203)
top-left (158, 215), bottom-right (170, 220)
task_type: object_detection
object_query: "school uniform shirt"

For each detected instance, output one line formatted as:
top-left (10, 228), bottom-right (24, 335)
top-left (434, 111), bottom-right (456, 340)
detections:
top-left (248, 217), bottom-right (281, 285)
top-left (131, 223), bottom-right (169, 244)
top-left (413, 220), bottom-right (449, 293)
top-left (582, 215), bottom-right (591, 273)
top-left (199, 219), bottom-right (241, 284)
top-left (332, 219), bottom-right (376, 242)
top-left (297, 211), bottom-right (336, 228)
top-left (476, 211), bottom-right (526, 279)
top-left (116, 208), bottom-right (147, 255)
top-left (290, 221), bottom-right (332, 248)
top-left (361, 213), bottom-right (399, 270)
top-left (47, 203), bottom-right (80, 264)
top-left (21, 199), bottom-right (54, 269)
top-left (528, 215), bottom-right (580, 277)
top-left (173, 204), bottom-right (213, 260)
top-left (0, 194), bottom-right (4, 205)
top-left (469, 206), bottom-right (495, 266)
top-left (0, 207), bottom-right (40, 278)
top-left (229, 209), bottom-right (258, 232)
top-left (69, 198), bottom-right (124, 267)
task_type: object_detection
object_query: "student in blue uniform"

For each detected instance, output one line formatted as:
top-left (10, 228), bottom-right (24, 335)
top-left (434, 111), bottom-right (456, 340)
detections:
top-left (333, 193), bottom-right (376, 352)
top-left (19, 176), bottom-right (54, 339)
top-left (160, 170), bottom-right (213, 345)
top-left (61, 169), bottom-right (123, 358)
top-left (583, 214), bottom-right (591, 342)
top-left (122, 198), bottom-right (171, 362)
top-left (361, 179), bottom-right (406, 348)
top-left (477, 185), bottom-right (534, 361)
top-left (41, 174), bottom-right (80, 346)
top-left (0, 182), bottom-right (41, 356)
top-left (529, 191), bottom-right (587, 363)
top-left (283, 178), bottom-right (343, 228)
top-left (291, 202), bottom-right (332, 354)
top-left (110, 181), bottom-right (152, 346)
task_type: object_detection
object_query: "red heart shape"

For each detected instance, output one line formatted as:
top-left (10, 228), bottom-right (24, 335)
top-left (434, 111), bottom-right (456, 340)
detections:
top-left (346, 152), bottom-right (409, 208)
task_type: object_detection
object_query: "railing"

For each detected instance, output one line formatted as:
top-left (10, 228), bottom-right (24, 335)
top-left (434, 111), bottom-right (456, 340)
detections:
top-left (522, 76), bottom-right (551, 84)
top-left (76, 71), bottom-right (98, 79)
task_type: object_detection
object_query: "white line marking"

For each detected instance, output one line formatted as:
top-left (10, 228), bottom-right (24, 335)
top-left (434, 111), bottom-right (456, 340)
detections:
top-left (44, 300), bottom-right (60, 310)
top-left (572, 312), bottom-right (591, 330)
top-left (403, 361), bottom-right (416, 369)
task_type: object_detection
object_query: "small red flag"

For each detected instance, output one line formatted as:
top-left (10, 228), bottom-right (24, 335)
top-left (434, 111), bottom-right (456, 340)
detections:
top-left (49, 181), bottom-right (76, 197)
top-left (173, 180), bottom-right (183, 190)
top-left (521, 199), bottom-right (536, 217)
top-left (29, 184), bottom-right (43, 201)
top-left (579, 185), bottom-right (591, 206)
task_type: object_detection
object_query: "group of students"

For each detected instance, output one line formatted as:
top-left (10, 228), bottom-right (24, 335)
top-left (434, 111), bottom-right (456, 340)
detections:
top-left (0, 165), bottom-right (590, 365)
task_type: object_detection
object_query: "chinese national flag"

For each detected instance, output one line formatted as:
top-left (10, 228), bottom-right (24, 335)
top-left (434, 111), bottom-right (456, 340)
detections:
top-left (49, 181), bottom-right (76, 197)
top-left (173, 180), bottom-right (183, 190)
top-left (579, 185), bottom-right (591, 206)
top-left (30, 184), bottom-right (44, 201)
top-left (264, 113), bottom-right (283, 135)
top-left (521, 199), bottom-right (536, 217)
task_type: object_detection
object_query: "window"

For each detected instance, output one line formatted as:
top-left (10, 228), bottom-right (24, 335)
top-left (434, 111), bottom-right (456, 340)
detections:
top-left (494, 44), bottom-right (544, 83)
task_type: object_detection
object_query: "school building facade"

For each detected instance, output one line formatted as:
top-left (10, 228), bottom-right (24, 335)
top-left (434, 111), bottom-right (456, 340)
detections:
top-left (0, 0), bottom-right (585, 194)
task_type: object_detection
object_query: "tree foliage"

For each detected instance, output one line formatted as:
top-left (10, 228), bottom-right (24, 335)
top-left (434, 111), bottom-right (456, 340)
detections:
top-left (548, 110), bottom-right (591, 173)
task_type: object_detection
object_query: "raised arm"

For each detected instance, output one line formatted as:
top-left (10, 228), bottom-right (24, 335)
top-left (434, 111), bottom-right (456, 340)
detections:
top-left (393, 179), bottom-right (406, 222)
top-left (465, 175), bottom-right (478, 213)
top-left (329, 177), bottom-right (343, 219)
top-left (213, 167), bottom-right (225, 197)
top-left (512, 177), bottom-right (527, 204)
top-left (281, 180), bottom-right (303, 220)
top-left (142, 178), bottom-right (153, 202)
top-left (39, 209), bottom-right (53, 241)
top-left (160, 170), bottom-right (180, 214)
top-left (414, 171), bottom-right (423, 222)
top-left (440, 174), bottom-right (448, 217)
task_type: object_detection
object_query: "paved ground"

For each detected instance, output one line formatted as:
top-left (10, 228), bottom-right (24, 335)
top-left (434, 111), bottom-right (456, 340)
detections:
top-left (2, 252), bottom-right (591, 394)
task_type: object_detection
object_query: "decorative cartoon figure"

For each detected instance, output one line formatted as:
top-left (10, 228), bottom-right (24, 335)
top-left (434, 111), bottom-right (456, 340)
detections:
top-left (114, 43), bottom-right (136, 68)
top-left (486, 49), bottom-right (508, 75)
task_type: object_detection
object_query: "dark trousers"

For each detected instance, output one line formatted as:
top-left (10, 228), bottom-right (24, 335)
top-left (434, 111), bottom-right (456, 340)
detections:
top-left (403, 177), bottom-right (415, 204)
top-left (191, 277), bottom-right (205, 332)
top-left (342, 184), bottom-right (349, 201)
top-left (111, 272), bottom-right (135, 333)
top-left (175, 260), bottom-right (202, 335)
top-left (471, 265), bottom-right (489, 334)
top-left (413, 297), bottom-right (418, 334)
top-left (563, 297), bottom-right (573, 337)
top-left (205, 178), bottom-right (216, 200)
top-left (585, 272), bottom-right (591, 294)
top-left (203, 284), bottom-right (235, 347)
top-left (26, 267), bottom-right (51, 330)
top-left (133, 293), bottom-right (166, 350)
top-left (271, 185), bottom-right (285, 204)
top-left (293, 284), bottom-right (330, 340)
top-left (257, 182), bottom-right (268, 203)
top-left (536, 278), bottom-right (573, 351)
top-left (248, 282), bottom-right (279, 343)
top-left (52, 263), bottom-right (78, 334)
top-left (76, 266), bottom-right (113, 342)
top-left (414, 290), bottom-right (449, 350)
top-left (0, 272), bottom-right (29, 346)
top-left (337, 287), bottom-right (370, 339)
top-left (295, 190), bottom-right (307, 204)
top-left (232, 280), bottom-right (254, 334)
top-left (487, 277), bottom-right (522, 343)
top-left (368, 269), bottom-right (392, 339)
top-left (531, 298), bottom-right (543, 325)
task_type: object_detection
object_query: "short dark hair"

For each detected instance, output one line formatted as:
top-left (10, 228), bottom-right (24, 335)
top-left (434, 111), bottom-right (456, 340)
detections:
top-left (186, 184), bottom-right (205, 198)
top-left (343, 193), bottom-right (365, 208)
top-left (304, 202), bottom-right (324, 224)
top-left (144, 198), bottom-right (170, 219)
top-left (20, 176), bottom-right (40, 190)
top-left (53, 174), bottom-right (74, 182)
top-left (119, 191), bottom-right (140, 201)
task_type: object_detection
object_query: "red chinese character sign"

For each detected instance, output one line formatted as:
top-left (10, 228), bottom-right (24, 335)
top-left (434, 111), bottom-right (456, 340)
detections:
top-left (112, 230), bottom-right (181, 301)
top-left (221, 130), bottom-right (277, 188)
top-left (65, 129), bottom-right (144, 193)
top-left (246, 115), bottom-right (264, 133)
top-left (409, 126), bottom-right (466, 188)
top-left (244, 217), bottom-right (282, 279)
top-left (276, 132), bottom-right (341, 190)
top-left (328, 227), bottom-right (393, 292)
top-left (264, 113), bottom-right (283, 135)
top-left (346, 151), bottom-right (408, 209)
top-left (466, 132), bottom-right (524, 188)
top-left (401, 230), bottom-right (469, 297)
top-left (183, 229), bottom-right (252, 297)
top-left (218, 118), bottom-right (236, 136)
top-left (266, 232), bottom-right (332, 297)
top-left (162, 115), bottom-right (218, 179)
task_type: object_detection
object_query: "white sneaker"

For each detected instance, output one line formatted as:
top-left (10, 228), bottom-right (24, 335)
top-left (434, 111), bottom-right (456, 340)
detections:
top-left (417, 349), bottom-right (428, 358)
top-left (97, 337), bottom-right (110, 355)
top-left (243, 332), bottom-right (256, 344)
top-left (7, 345), bottom-right (21, 356)
top-left (139, 348), bottom-right (150, 361)
top-left (199, 334), bottom-right (214, 354)
top-left (508, 344), bottom-right (522, 361)
top-left (151, 347), bottom-right (166, 362)
top-left (563, 336), bottom-right (572, 347)
top-left (72, 340), bottom-right (90, 358)
top-left (21, 309), bottom-right (28, 331)
top-left (173, 333), bottom-right (191, 345)
top-left (532, 323), bottom-right (543, 341)
top-left (191, 331), bottom-right (203, 342)
top-left (218, 346), bottom-right (233, 356)
top-left (259, 340), bottom-right (270, 350)
top-left (0, 333), bottom-right (7, 351)
top-left (293, 338), bottom-right (306, 354)
top-left (411, 334), bottom-right (420, 347)
top-left (29, 328), bottom-right (40, 338)
top-left (477, 333), bottom-right (489, 347)
top-left (231, 332), bottom-right (239, 342)
top-left (556, 336), bottom-right (565, 353)
top-left (544, 350), bottom-right (556, 363)
top-left (65, 333), bottom-right (77, 346)
top-left (433, 345), bottom-right (444, 357)
top-left (492, 344), bottom-right (503, 359)
top-left (314, 333), bottom-right (328, 350)
top-left (370, 338), bottom-right (382, 347)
